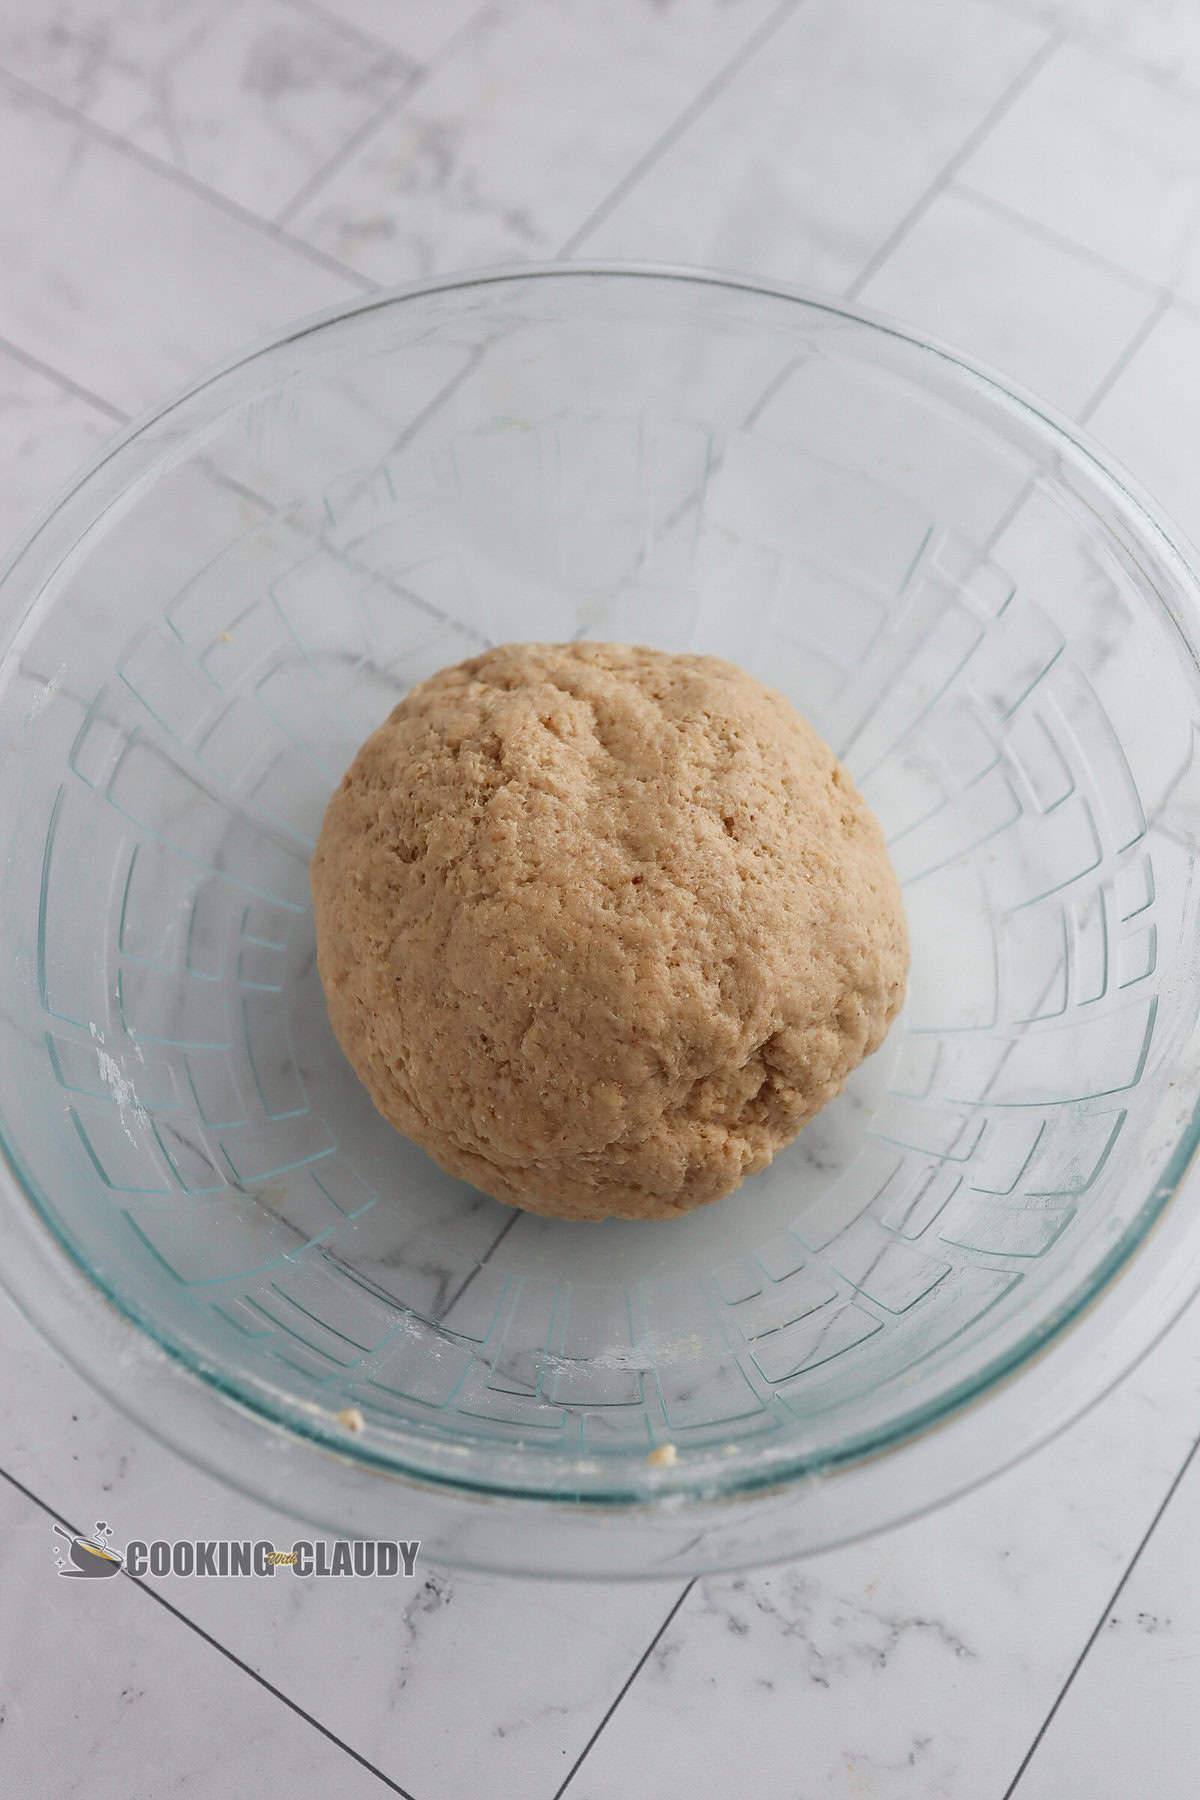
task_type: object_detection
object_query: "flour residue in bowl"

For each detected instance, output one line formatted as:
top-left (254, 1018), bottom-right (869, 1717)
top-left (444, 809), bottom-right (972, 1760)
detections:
top-left (89, 1023), bottom-right (151, 1147)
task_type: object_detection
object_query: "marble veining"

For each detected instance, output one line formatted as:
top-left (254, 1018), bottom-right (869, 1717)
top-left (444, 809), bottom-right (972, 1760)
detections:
top-left (0, 80), bottom-right (359, 415)
top-left (558, 1271), bottom-right (1200, 1798)
top-left (0, 346), bottom-right (117, 556)
top-left (961, 39), bottom-right (1200, 305)
top-left (0, 0), bottom-right (417, 217)
top-left (285, 0), bottom-right (785, 281)
top-left (5, 0), bottom-right (1200, 1794)
top-left (576, 0), bottom-right (1048, 290)
top-left (0, 1473), bottom-right (398, 1800)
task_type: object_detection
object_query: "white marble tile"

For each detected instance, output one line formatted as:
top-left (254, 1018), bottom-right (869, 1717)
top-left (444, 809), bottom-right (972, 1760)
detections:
top-left (1086, 301), bottom-right (1200, 549)
top-left (286, 0), bottom-right (782, 281)
top-left (858, 183), bottom-right (1154, 416)
top-left (7, 1229), bottom-right (1200, 1800)
top-left (1010, 1428), bottom-right (1200, 1799)
top-left (0, 1290), bottom-right (685, 1800)
top-left (162, 1547), bottom-right (683, 1800)
top-left (0, 1291), bottom-right (180, 1512)
top-left (4, 2), bottom-right (1200, 1788)
top-left (563, 1263), bottom-right (1200, 1799)
top-left (993, 0), bottom-right (1200, 91)
top-left (0, 79), bottom-right (360, 415)
top-left (577, 0), bottom-right (1047, 290)
top-left (0, 1475), bottom-right (395, 1800)
top-left (0, 0), bottom-right (415, 219)
top-left (310, 0), bottom-right (485, 65)
top-left (962, 39), bottom-right (1200, 302)
top-left (0, 350), bottom-right (117, 563)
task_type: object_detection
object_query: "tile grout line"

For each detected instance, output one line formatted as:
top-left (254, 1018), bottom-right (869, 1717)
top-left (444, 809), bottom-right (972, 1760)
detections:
top-left (437, 1209), bottom-right (521, 1320)
top-left (1001, 1417), bottom-right (1200, 1799)
top-left (0, 332), bottom-right (130, 422)
top-left (1077, 290), bottom-right (1172, 423)
top-left (552, 1579), bottom-right (696, 1799)
top-left (843, 26), bottom-right (1063, 301)
top-left (976, 281), bottom-right (1172, 560)
top-left (271, 74), bottom-right (422, 231)
top-left (1, 18), bottom-right (1181, 1800)
top-left (958, 176), bottom-right (1200, 344)
top-left (953, 178), bottom-right (1178, 301)
top-left (278, 0), bottom-right (423, 62)
top-left (0, 64), bottom-right (377, 295)
top-left (1056, 29), bottom-right (1200, 106)
top-left (273, 2), bottom-right (493, 229)
top-left (0, 1459), bottom-right (417, 1799)
top-left (976, 0), bottom-right (1200, 112)
top-left (557, 0), bottom-right (805, 260)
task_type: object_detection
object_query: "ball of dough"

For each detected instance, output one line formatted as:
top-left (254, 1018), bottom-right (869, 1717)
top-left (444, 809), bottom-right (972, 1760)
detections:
top-left (311, 643), bottom-right (908, 1222)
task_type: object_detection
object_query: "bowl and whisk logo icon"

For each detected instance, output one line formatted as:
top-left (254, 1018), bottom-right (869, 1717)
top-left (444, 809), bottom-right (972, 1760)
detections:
top-left (51, 1519), bottom-right (124, 1578)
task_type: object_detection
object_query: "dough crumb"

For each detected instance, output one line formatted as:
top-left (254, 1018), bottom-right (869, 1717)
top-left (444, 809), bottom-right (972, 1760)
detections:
top-left (646, 1443), bottom-right (679, 1468)
top-left (335, 1406), bottom-right (365, 1433)
top-left (311, 642), bottom-right (908, 1222)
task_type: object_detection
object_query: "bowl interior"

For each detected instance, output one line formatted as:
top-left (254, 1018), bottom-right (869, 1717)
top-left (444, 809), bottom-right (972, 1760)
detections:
top-left (3, 270), bottom-right (1200, 1508)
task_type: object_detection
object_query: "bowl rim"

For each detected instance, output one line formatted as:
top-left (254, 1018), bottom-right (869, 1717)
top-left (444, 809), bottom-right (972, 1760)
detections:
top-left (4, 259), bottom-right (1200, 1575)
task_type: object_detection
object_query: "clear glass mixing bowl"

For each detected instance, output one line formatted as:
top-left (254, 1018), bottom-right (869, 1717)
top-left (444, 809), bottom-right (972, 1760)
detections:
top-left (4, 266), bottom-right (1200, 1578)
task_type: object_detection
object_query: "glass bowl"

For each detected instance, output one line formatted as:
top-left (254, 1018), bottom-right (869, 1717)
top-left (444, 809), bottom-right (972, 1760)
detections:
top-left (4, 265), bottom-right (1200, 1579)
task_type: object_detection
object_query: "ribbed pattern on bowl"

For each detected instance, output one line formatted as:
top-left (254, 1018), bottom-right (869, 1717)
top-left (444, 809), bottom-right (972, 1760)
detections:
top-left (3, 270), bottom-right (1199, 1506)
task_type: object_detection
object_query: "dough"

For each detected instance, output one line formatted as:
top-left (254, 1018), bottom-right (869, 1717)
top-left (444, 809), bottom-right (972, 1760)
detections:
top-left (311, 643), bottom-right (908, 1222)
